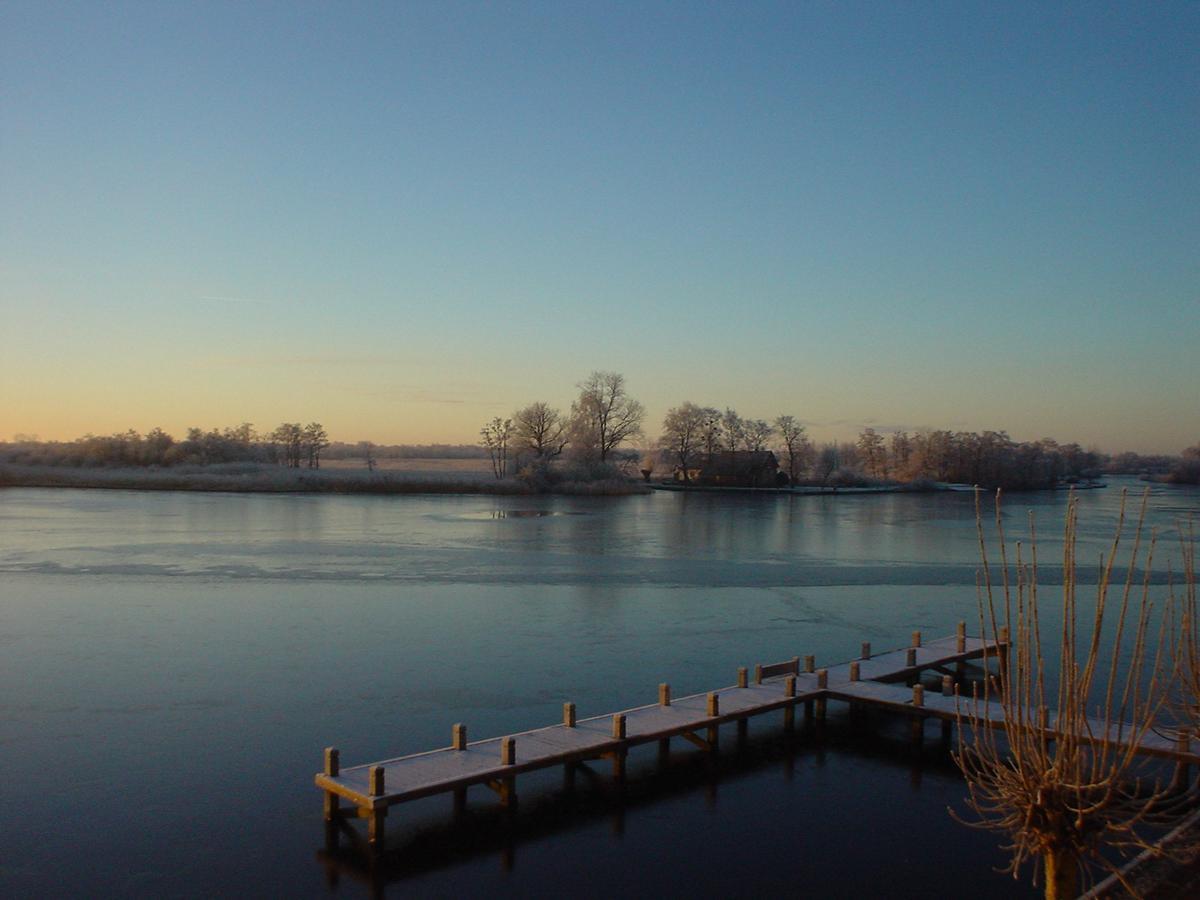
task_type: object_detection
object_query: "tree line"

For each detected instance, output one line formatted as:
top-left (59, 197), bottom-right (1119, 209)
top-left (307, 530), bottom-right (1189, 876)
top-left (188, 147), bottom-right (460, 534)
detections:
top-left (1, 423), bottom-right (331, 469)
top-left (479, 371), bottom-right (645, 480)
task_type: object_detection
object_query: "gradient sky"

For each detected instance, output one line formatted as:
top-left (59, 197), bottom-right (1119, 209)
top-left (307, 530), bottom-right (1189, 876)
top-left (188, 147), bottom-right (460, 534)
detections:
top-left (2, 2), bottom-right (1197, 453)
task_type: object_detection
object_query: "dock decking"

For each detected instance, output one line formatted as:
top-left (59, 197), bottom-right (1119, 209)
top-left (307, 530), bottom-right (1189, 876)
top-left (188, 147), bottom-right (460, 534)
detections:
top-left (317, 625), bottom-right (1013, 851)
top-left (316, 624), bottom-right (1197, 854)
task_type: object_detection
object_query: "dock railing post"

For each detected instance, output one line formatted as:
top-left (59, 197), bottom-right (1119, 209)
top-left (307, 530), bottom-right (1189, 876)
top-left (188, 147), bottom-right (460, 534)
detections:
top-left (815, 669), bottom-right (828, 721)
top-left (911, 630), bottom-right (922, 648)
top-left (861, 641), bottom-right (871, 660)
top-left (956, 620), bottom-right (966, 653)
top-left (452, 723), bottom-right (467, 750)
top-left (706, 692), bottom-right (720, 748)
top-left (911, 685), bottom-right (925, 748)
top-left (612, 714), bottom-right (627, 781)
top-left (804, 655), bottom-right (815, 718)
top-left (323, 747), bottom-right (340, 822)
top-left (737, 667), bottom-right (748, 688)
top-left (499, 737), bottom-right (518, 807)
top-left (1172, 731), bottom-right (1190, 792)
top-left (658, 683), bottom-right (671, 760)
top-left (367, 766), bottom-right (387, 851)
top-left (564, 702), bottom-right (577, 727)
top-left (784, 675), bottom-right (796, 731)
top-left (997, 625), bottom-right (1011, 688)
top-left (849, 661), bottom-right (860, 682)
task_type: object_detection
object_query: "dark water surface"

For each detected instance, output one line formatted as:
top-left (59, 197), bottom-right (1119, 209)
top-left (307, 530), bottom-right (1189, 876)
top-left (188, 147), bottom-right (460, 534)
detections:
top-left (2, 478), bottom-right (1196, 897)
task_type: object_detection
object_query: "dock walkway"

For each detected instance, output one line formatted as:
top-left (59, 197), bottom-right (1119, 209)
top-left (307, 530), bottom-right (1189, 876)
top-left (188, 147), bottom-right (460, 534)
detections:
top-left (316, 626), bottom-right (999, 851)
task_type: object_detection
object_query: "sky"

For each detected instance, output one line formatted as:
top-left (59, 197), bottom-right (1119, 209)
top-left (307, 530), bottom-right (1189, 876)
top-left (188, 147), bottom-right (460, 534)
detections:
top-left (1, 1), bottom-right (1196, 453)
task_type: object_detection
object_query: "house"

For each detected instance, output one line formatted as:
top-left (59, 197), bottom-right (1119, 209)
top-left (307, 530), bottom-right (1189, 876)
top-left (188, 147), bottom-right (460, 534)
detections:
top-left (674, 451), bottom-right (784, 487)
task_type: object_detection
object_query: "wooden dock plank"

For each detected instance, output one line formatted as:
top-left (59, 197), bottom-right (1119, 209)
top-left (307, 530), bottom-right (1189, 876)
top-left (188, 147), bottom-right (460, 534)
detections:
top-left (316, 632), bottom-right (998, 810)
top-left (826, 680), bottom-right (1199, 763)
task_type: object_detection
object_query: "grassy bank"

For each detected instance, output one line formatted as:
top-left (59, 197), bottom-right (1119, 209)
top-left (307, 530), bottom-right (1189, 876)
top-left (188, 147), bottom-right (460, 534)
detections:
top-left (0, 463), bottom-right (650, 497)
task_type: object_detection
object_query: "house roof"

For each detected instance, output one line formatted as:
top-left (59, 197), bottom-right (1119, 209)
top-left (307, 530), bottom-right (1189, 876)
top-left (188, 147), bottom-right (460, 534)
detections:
top-left (698, 450), bottom-right (779, 476)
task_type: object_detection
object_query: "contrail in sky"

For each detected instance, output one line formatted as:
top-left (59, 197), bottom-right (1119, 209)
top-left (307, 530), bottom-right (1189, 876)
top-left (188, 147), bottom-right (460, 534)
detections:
top-left (197, 295), bottom-right (277, 305)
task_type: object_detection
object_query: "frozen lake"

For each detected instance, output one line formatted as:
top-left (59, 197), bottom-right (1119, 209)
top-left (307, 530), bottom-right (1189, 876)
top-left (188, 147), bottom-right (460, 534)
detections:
top-left (2, 478), bottom-right (1195, 897)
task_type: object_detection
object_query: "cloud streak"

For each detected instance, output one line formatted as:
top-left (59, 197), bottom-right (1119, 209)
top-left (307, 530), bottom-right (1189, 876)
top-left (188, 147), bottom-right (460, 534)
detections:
top-left (197, 295), bottom-right (278, 306)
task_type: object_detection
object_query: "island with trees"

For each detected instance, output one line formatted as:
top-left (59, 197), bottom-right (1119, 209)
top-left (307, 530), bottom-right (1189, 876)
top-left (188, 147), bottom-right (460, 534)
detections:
top-left (1, 371), bottom-right (1196, 497)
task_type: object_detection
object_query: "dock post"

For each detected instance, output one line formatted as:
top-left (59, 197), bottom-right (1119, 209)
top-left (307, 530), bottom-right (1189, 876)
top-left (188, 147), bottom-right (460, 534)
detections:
top-left (804, 656), bottom-right (815, 718)
top-left (564, 702), bottom-right (577, 727)
top-left (737, 667), bottom-right (748, 688)
top-left (322, 747), bottom-right (340, 821)
top-left (1172, 731), bottom-right (1191, 792)
top-left (612, 714), bottom-right (627, 782)
top-left (499, 737), bottom-right (517, 808)
top-left (956, 621), bottom-right (967, 678)
top-left (815, 669), bottom-right (828, 721)
top-left (911, 630), bottom-right (922, 648)
top-left (367, 766), bottom-right (387, 852)
top-left (322, 747), bottom-right (340, 849)
top-left (452, 721), bottom-right (468, 815)
top-left (659, 683), bottom-right (671, 706)
top-left (706, 692), bottom-right (720, 748)
top-left (849, 661), bottom-right (860, 681)
top-left (784, 675), bottom-right (796, 732)
top-left (861, 641), bottom-right (871, 660)
top-left (997, 626), bottom-right (1011, 689)
top-left (754, 664), bottom-right (763, 685)
top-left (911, 685), bottom-right (925, 748)
top-left (905, 647), bottom-right (918, 685)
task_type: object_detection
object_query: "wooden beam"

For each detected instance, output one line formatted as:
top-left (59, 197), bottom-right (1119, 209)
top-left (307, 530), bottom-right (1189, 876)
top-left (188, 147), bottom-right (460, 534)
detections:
top-left (452, 723), bottom-right (467, 751)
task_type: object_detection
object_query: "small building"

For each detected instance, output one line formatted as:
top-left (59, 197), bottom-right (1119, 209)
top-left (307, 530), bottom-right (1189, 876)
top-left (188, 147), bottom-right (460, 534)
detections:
top-left (674, 451), bottom-right (783, 487)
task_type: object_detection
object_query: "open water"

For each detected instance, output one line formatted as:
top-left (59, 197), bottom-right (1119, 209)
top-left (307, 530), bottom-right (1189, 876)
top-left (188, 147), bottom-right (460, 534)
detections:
top-left (1, 477), bottom-right (1195, 897)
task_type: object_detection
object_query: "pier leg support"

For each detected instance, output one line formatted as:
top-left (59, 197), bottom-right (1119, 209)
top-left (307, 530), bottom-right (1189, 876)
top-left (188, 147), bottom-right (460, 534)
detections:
top-left (910, 716), bottom-right (924, 751)
top-left (611, 751), bottom-right (627, 784)
top-left (367, 807), bottom-right (387, 853)
top-left (487, 777), bottom-right (518, 808)
top-left (783, 704), bottom-right (795, 733)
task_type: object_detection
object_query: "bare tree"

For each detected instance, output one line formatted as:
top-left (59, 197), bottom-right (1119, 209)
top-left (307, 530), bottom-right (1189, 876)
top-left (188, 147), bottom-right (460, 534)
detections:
top-left (303, 422), bottom-right (330, 468)
top-left (358, 440), bottom-right (376, 472)
top-left (954, 490), bottom-right (1187, 899)
top-left (659, 402), bottom-right (707, 483)
top-left (570, 371), bottom-right (645, 462)
top-left (857, 427), bottom-right (886, 478)
top-left (513, 401), bottom-right (569, 461)
top-left (816, 443), bottom-right (839, 485)
top-left (775, 415), bottom-right (811, 484)
top-left (271, 423), bottom-right (304, 468)
top-left (721, 408), bottom-right (744, 454)
top-left (699, 407), bottom-right (723, 461)
top-left (743, 418), bottom-right (773, 452)
top-left (480, 417), bottom-right (513, 479)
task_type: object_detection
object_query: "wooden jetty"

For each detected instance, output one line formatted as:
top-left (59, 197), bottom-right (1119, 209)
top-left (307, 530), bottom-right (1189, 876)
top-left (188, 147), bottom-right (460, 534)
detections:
top-left (315, 623), bottom-right (1198, 854)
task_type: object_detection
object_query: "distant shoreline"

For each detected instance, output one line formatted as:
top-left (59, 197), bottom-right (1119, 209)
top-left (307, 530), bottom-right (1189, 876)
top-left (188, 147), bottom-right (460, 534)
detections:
top-left (0, 463), bottom-right (650, 497)
top-left (0, 462), bottom-right (1116, 498)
